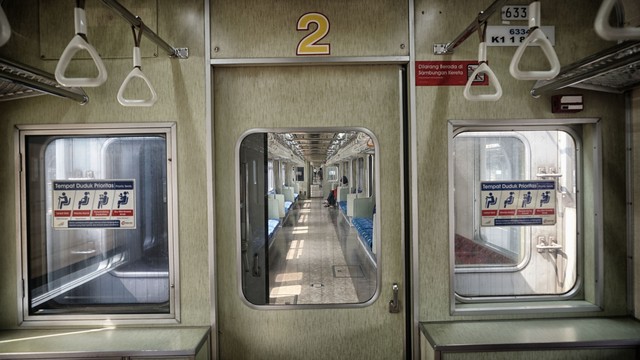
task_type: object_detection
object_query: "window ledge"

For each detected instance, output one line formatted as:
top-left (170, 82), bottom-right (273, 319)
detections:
top-left (0, 326), bottom-right (210, 359)
top-left (453, 300), bottom-right (602, 316)
top-left (421, 317), bottom-right (640, 354)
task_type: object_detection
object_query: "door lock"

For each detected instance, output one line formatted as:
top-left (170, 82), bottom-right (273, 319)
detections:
top-left (389, 283), bottom-right (400, 313)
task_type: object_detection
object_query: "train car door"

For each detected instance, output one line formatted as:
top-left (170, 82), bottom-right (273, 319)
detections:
top-left (213, 65), bottom-right (406, 359)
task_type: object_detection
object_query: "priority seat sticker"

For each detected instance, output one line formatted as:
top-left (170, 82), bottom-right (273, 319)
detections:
top-left (480, 180), bottom-right (556, 226)
top-left (52, 180), bottom-right (136, 229)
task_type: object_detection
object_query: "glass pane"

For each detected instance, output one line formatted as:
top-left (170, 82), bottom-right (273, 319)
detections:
top-left (454, 135), bottom-right (526, 266)
top-left (453, 130), bottom-right (578, 298)
top-left (240, 130), bottom-right (378, 306)
top-left (26, 134), bottom-right (170, 315)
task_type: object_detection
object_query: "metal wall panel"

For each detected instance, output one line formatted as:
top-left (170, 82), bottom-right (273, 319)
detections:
top-left (210, 0), bottom-right (409, 59)
top-left (0, 0), bottom-right (208, 328)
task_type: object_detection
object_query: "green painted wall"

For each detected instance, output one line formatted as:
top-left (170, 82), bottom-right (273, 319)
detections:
top-left (0, 0), bottom-right (634, 359)
top-left (414, 0), bottom-right (628, 321)
top-left (0, 0), bottom-right (209, 328)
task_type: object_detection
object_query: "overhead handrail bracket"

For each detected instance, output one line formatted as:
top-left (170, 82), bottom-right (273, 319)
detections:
top-left (509, 1), bottom-right (560, 80)
top-left (433, 0), bottom-right (508, 55)
top-left (55, 0), bottom-right (108, 87)
top-left (100, 0), bottom-right (188, 59)
top-left (0, 4), bottom-right (11, 47)
top-left (117, 26), bottom-right (158, 107)
top-left (595, 0), bottom-right (640, 41)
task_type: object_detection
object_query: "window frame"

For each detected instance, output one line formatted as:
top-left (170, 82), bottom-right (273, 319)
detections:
top-left (448, 118), bottom-right (603, 315)
top-left (16, 123), bottom-right (180, 325)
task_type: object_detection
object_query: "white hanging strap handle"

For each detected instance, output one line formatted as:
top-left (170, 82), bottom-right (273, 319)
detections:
top-left (595, 0), bottom-right (640, 40)
top-left (0, 5), bottom-right (11, 47)
top-left (509, 1), bottom-right (560, 80)
top-left (117, 26), bottom-right (157, 107)
top-left (464, 42), bottom-right (503, 101)
top-left (55, 2), bottom-right (108, 87)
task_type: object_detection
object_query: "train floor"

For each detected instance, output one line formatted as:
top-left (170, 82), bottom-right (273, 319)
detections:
top-left (268, 197), bottom-right (376, 305)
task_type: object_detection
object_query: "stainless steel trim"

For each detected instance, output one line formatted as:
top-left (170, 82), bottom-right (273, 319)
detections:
top-left (204, 0), bottom-right (218, 357)
top-left (407, 1), bottom-right (420, 358)
top-left (211, 56), bottom-right (410, 67)
top-left (626, 91), bottom-right (634, 314)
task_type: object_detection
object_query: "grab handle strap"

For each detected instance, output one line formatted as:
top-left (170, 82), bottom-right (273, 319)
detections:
top-left (594, 0), bottom-right (640, 40)
top-left (117, 45), bottom-right (157, 106)
top-left (464, 42), bottom-right (503, 101)
top-left (55, 6), bottom-right (108, 87)
top-left (0, 5), bottom-right (10, 47)
top-left (509, 2), bottom-right (560, 80)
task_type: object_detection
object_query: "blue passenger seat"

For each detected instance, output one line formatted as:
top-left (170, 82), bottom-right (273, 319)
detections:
top-left (352, 217), bottom-right (373, 249)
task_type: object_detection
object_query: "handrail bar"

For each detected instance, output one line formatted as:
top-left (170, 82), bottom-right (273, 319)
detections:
top-left (434, 0), bottom-right (508, 54)
top-left (100, 0), bottom-right (188, 58)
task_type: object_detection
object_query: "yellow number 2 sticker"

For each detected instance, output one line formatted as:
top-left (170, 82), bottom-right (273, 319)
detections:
top-left (296, 13), bottom-right (330, 56)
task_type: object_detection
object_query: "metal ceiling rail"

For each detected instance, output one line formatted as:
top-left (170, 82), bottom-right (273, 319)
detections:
top-left (433, 0), bottom-right (508, 55)
top-left (99, 0), bottom-right (188, 59)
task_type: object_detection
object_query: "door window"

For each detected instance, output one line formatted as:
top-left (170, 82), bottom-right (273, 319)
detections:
top-left (238, 129), bottom-right (379, 307)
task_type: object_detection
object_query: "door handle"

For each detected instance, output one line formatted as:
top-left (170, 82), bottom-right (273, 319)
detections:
top-left (252, 253), bottom-right (262, 277)
top-left (389, 283), bottom-right (400, 313)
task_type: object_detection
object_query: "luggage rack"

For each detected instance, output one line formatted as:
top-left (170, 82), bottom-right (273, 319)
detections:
top-left (530, 40), bottom-right (640, 96)
top-left (0, 0), bottom-right (187, 105)
top-left (0, 57), bottom-right (88, 104)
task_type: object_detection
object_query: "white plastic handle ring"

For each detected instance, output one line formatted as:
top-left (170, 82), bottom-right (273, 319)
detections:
top-left (464, 43), bottom-right (502, 101)
top-left (55, 34), bottom-right (108, 87)
top-left (509, 28), bottom-right (560, 80)
top-left (117, 67), bottom-right (158, 107)
top-left (595, 0), bottom-right (640, 40)
top-left (464, 63), bottom-right (503, 101)
top-left (0, 6), bottom-right (11, 47)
